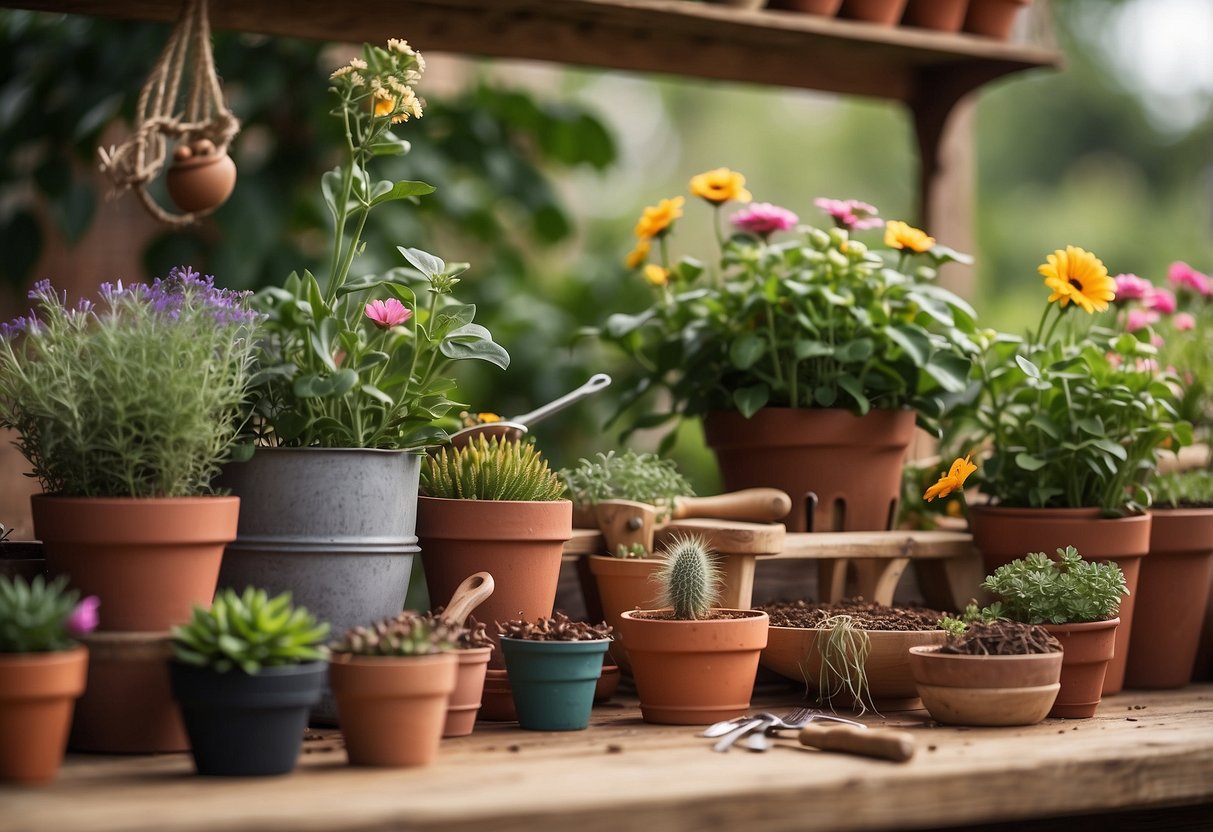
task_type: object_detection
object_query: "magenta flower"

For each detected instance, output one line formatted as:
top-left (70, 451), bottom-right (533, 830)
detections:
top-left (1126, 308), bottom-right (1158, 332)
top-left (1145, 287), bottom-right (1177, 315)
top-left (365, 298), bottom-right (411, 329)
top-left (67, 596), bottom-right (100, 635)
top-left (730, 202), bottom-right (799, 239)
top-left (814, 198), bottom-right (881, 231)
top-left (1174, 312), bottom-right (1196, 331)
top-left (1168, 261), bottom-right (1212, 296)
top-left (1112, 273), bottom-right (1152, 302)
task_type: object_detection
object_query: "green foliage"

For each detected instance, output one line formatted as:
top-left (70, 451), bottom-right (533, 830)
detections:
top-left (1152, 469), bottom-right (1213, 508)
top-left (980, 546), bottom-right (1128, 625)
top-left (655, 534), bottom-right (721, 620)
top-left (171, 587), bottom-right (330, 674)
top-left (937, 615), bottom-right (967, 638)
top-left (0, 575), bottom-right (81, 653)
top-left (615, 543), bottom-right (649, 559)
top-left (0, 271), bottom-right (258, 497)
top-left (815, 614), bottom-right (873, 715)
top-left (331, 611), bottom-right (458, 657)
top-left (421, 435), bottom-right (565, 501)
top-left (559, 450), bottom-right (693, 520)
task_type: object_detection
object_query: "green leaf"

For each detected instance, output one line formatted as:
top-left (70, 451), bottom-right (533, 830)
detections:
top-left (1015, 453), bottom-right (1048, 472)
top-left (361, 384), bottom-right (395, 405)
top-left (794, 339), bottom-right (833, 359)
top-left (370, 179), bottom-right (436, 207)
top-left (886, 325), bottom-right (930, 364)
top-left (732, 384), bottom-right (769, 418)
top-left (676, 257), bottom-right (705, 282)
top-left (329, 368), bottom-right (359, 397)
top-left (440, 324), bottom-right (511, 369)
top-left (398, 246), bottom-right (445, 278)
top-left (834, 338), bottom-right (874, 363)
top-left (836, 374), bottom-right (871, 413)
top-left (923, 353), bottom-right (971, 393)
top-left (1015, 355), bottom-right (1041, 379)
top-left (729, 333), bottom-right (766, 370)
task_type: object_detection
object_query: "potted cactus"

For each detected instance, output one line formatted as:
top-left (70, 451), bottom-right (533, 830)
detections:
top-left (169, 588), bottom-right (330, 777)
top-left (497, 612), bottom-right (612, 731)
top-left (329, 612), bottom-right (459, 766)
top-left (617, 536), bottom-right (769, 725)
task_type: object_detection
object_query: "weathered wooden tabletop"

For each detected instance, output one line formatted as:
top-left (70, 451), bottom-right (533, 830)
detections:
top-left (4, 685), bottom-right (1212, 832)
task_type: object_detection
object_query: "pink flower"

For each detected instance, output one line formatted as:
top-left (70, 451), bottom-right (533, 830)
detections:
top-left (1174, 312), bottom-right (1196, 331)
top-left (814, 198), bottom-right (882, 231)
top-left (365, 298), bottom-right (411, 329)
top-left (1125, 308), bottom-right (1159, 332)
top-left (1168, 261), bottom-right (1212, 296)
top-left (1145, 287), bottom-right (1177, 315)
top-left (1112, 273), bottom-right (1152, 302)
top-left (730, 202), bottom-right (799, 239)
top-left (67, 596), bottom-right (100, 635)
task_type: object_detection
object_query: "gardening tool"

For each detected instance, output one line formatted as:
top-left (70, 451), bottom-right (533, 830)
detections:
top-left (439, 572), bottom-right (495, 626)
top-left (701, 708), bottom-right (863, 738)
top-left (448, 374), bottom-right (612, 448)
top-left (795, 723), bottom-right (916, 762)
top-left (595, 490), bottom-right (790, 555)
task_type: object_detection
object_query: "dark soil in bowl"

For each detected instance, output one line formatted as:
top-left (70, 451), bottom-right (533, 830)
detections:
top-left (757, 598), bottom-right (944, 630)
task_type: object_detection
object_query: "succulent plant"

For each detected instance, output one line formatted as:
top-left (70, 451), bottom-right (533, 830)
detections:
top-left (420, 610), bottom-right (494, 650)
top-left (0, 574), bottom-right (94, 653)
top-left (421, 435), bottom-right (565, 501)
top-left (979, 546), bottom-right (1128, 625)
top-left (615, 543), bottom-right (648, 560)
top-left (171, 587), bottom-right (330, 674)
top-left (559, 450), bottom-right (693, 520)
top-left (497, 611), bottom-right (612, 641)
top-left (331, 611), bottom-right (460, 657)
top-left (655, 534), bottom-right (722, 620)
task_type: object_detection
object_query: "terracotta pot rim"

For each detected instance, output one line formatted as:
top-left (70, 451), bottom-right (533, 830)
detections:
top-left (454, 646), bottom-right (494, 656)
top-left (418, 495), bottom-right (572, 508)
top-left (329, 652), bottom-right (456, 666)
top-left (970, 505), bottom-right (1147, 519)
top-left (31, 494), bottom-right (240, 507)
top-left (170, 151), bottom-right (233, 171)
top-left (0, 644), bottom-right (88, 665)
top-left (909, 645), bottom-right (1061, 661)
top-left (1042, 617), bottom-right (1120, 631)
top-left (623, 609), bottom-right (768, 623)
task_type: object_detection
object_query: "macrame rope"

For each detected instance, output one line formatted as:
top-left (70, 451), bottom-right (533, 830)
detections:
top-left (98, 0), bottom-right (239, 227)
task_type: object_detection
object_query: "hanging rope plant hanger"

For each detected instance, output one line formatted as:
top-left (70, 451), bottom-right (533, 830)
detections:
top-left (98, 0), bottom-right (240, 227)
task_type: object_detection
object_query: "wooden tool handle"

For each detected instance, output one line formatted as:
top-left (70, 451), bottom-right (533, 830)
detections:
top-left (672, 489), bottom-right (791, 523)
top-left (441, 572), bottom-right (495, 626)
top-left (797, 724), bottom-right (916, 763)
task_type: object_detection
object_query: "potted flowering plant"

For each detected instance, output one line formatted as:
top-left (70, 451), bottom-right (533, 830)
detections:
top-left (0, 270), bottom-right (258, 631)
top-left (602, 170), bottom-right (978, 531)
top-left (217, 40), bottom-right (509, 677)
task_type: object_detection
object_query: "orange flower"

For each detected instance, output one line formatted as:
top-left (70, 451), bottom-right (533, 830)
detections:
top-left (625, 239), bottom-right (651, 270)
top-left (643, 264), bottom-right (670, 287)
top-left (1039, 246), bottom-right (1115, 314)
top-left (923, 454), bottom-right (977, 502)
top-left (634, 197), bottom-right (685, 240)
top-left (689, 168), bottom-right (752, 205)
top-left (373, 88), bottom-right (395, 117)
top-left (884, 220), bottom-right (935, 253)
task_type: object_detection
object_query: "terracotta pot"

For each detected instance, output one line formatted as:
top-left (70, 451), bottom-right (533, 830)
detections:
top-left (418, 497), bottom-right (572, 669)
top-left (500, 637), bottom-right (610, 731)
top-left (69, 632), bottom-right (187, 753)
top-left (908, 645), bottom-right (1062, 726)
top-left (586, 555), bottom-right (663, 672)
top-left (166, 148), bottom-right (237, 214)
top-left (963, 0), bottom-right (1030, 39)
top-left (704, 409), bottom-right (915, 532)
top-left (702, 0), bottom-right (767, 8)
top-left (0, 646), bottom-right (88, 784)
top-left (1043, 618), bottom-right (1118, 719)
top-left (595, 664), bottom-right (621, 702)
top-left (479, 669), bottom-right (516, 721)
top-left (970, 506), bottom-right (1150, 695)
top-left (444, 646), bottom-right (492, 738)
top-left (329, 652), bottom-right (457, 767)
top-left (902, 0), bottom-right (969, 31)
top-left (1125, 509), bottom-right (1213, 689)
top-left (762, 626), bottom-right (947, 709)
top-left (619, 609), bottom-right (768, 725)
top-left (767, 0), bottom-right (843, 15)
top-left (839, 0), bottom-right (909, 25)
top-left (32, 495), bottom-right (239, 632)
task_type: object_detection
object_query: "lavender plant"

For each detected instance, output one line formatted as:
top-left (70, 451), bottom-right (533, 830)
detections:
top-left (0, 269), bottom-right (259, 497)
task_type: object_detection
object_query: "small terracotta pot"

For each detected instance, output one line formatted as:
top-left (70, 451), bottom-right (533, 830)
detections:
top-left (330, 652), bottom-right (458, 767)
top-left (595, 664), bottom-right (621, 702)
top-left (444, 646), bottom-right (492, 738)
top-left (0, 646), bottom-right (88, 784)
top-left (619, 609), bottom-right (768, 725)
top-left (479, 669), bottom-right (516, 721)
top-left (1043, 619), bottom-right (1118, 719)
top-left (419, 498), bottom-right (572, 669)
top-left (902, 0), bottom-right (969, 31)
top-left (963, 0), bottom-right (1030, 39)
top-left (767, 0), bottom-right (843, 15)
top-left (501, 637), bottom-right (610, 731)
top-left (33, 495), bottom-right (240, 632)
top-left (586, 555), bottom-right (663, 672)
top-left (1125, 509), bottom-right (1213, 689)
top-left (908, 646), bottom-right (1062, 726)
top-left (839, 0), bottom-right (909, 25)
top-left (166, 147), bottom-right (237, 214)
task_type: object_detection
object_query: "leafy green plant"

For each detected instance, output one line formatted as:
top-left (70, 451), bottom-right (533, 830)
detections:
top-left (1152, 469), bottom-right (1213, 508)
top-left (331, 611), bottom-right (458, 657)
top-left (654, 535), bottom-right (721, 620)
top-left (615, 543), bottom-right (649, 559)
top-left (171, 587), bottom-right (330, 674)
top-left (421, 435), bottom-right (565, 501)
top-left (978, 546), bottom-right (1128, 625)
top-left (0, 575), bottom-right (96, 653)
top-left (559, 450), bottom-right (693, 520)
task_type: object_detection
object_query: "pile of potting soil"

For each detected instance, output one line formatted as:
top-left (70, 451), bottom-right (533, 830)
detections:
top-left (757, 598), bottom-right (945, 631)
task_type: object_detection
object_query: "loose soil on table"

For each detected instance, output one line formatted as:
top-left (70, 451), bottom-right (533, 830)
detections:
top-left (628, 610), bottom-right (761, 621)
top-left (757, 598), bottom-right (944, 630)
top-left (939, 620), bottom-right (1061, 656)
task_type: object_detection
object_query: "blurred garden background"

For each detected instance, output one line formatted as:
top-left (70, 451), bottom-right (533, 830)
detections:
top-left (1, 0), bottom-right (1211, 531)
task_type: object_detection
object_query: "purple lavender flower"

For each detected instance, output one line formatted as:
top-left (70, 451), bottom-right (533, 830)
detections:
top-left (815, 198), bottom-right (882, 231)
top-left (729, 202), bottom-right (799, 240)
top-left (0, 313), bottom-right (38, 340)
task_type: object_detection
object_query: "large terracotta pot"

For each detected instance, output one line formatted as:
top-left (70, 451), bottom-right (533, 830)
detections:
top-left (32, 495), bottom-right (239, 632)
top-left (970, 506), bottom-right (1150, 695)
top-left (329, 652), bottom-right (457, 767)
top-left (418, 497), bottom-right (572, 669)
top-left (1043, 618), bottom-right (1118, 719)
top-left (902, 0), bottom-right (969, 31)
top-left (703, 409), bottom-right (915, 533)
top-left (907, 645), bottom-right (1062, 726)
top-left (963, 0), bottom-right (1031, 39)
top-left (619, 609), bottom-right (768, 725)
top-left (1124, 509), bottom-right (1213, 689)
top-left (839, 0), bottom-right (908, 25)
top-left (586, 555), bottom-right (663, 672)
top-left (0, 646), bottom-right (88, 784)
top-left (444, 646), bottom-right (492, 737)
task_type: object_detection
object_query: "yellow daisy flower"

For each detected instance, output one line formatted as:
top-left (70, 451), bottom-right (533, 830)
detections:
top-left (884, 220), bottom-right (936, 253)
top-left (923, 454), bottom-right (977, 502)
top-left (625, 239), bottom-right (651, 270)
top-left (689, 168), bottom-right (752, 205)
top-left (644, 264), bottom-right (670, 287)
top-left (634, 197), bottom-right (685, 240)
top-left (373, 88), bottom-right (395, 117)
top-left (1039, 246), bottom-right (1115, 314)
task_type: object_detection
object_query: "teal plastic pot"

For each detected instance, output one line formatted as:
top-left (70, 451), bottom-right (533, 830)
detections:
top-left (500, 638), bottom-right (609, 731)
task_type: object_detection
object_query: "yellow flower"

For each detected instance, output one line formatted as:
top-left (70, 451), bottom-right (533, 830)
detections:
top-left (477, 412), bottom-right (502, 423)
top-left (625, 239), bottom-right (651, 270)
top-left (373, 88), bottom-right (395, 117)
top-left (689, 168), bottom-right (752, 205)
top-left (884, 220), bottom-right (935, 253)
top-left (644, 264), bottom-right (670, 287)
top-left (923, 454), bottom-right (977, 502)
top-left (634, 197), bottom-right (685, 240)
top-left (1039, 246), bottom-right (1115, 314)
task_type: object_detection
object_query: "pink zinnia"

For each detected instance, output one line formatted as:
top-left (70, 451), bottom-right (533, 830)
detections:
top-left (730, 202), bottom-right (799, 239)
top-left (1125, 308), bottom-right (1158, 332)
top-left (1168, 261), bottom-right (1212, 296)
top-left (1145, 287), bottom-right (1177, 315)
top-left (1174, 312), bottom-right (1196, 331)
top-left (67, 596), bottom-right (100, 635)
top-left (814, 197), bottom-right (882, 231)
top-left (1112, 273), bottom-right (1152, 302)
top-left (365, 298), bottom-right (411, 329)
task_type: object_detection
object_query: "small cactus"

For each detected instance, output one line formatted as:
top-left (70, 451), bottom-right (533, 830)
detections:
top-left (655, 534), bottom-right (722, 620)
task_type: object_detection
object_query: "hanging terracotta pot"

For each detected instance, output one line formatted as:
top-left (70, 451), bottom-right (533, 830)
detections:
top-left (444, 646), bottom-right (492, 738)
top-left (963, 0), bottom-right (1031, 39)
top-left (908, 645), bottom-right (1061, 726)
top-left (703, 408), bottom-right (915, 533)
top-left (586, 555), bottom-right (663, 672)
top-left (166, 139), bottom-right (237, 214)
top-left (902, 0), bottom-right (969, 31)
top-left (418, 497), bottom-right (572, 669)
top-left (32, 495), bottom-right (239, 632)
top-left (1124, 508), bottom-right (1213, 689)
top-left (839, 0), bottom-right (909, 25)
top-left (1042, 619), bottom-right (1118, 719)
top-left (767, 0), bottom-right (843, 15)
top-left (0, 646), bottom-right (88, 784)
top-left (970, 506), bottom-right (1150, 695)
